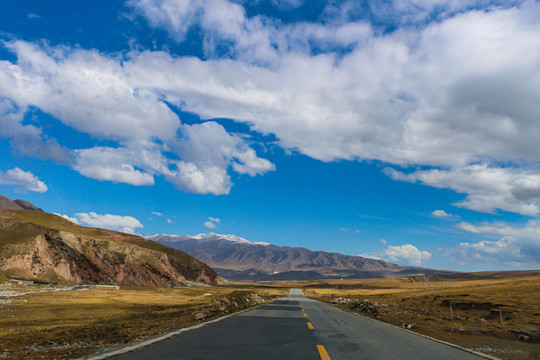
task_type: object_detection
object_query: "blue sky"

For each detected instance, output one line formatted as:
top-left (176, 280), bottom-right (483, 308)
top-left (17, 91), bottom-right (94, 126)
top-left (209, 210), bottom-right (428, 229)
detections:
top-left (1, 0), bottom-right (540, 271)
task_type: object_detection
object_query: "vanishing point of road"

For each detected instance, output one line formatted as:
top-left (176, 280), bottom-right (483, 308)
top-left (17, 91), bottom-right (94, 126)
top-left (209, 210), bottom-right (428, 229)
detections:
top-left (112, 288), bottom-right (487, 360)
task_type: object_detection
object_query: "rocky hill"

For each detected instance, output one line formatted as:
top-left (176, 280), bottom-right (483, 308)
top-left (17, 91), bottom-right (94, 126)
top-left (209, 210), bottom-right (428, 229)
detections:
top-left (0, 209), bottom-right (217, 286)
top-left (149, 233), bottom-right (447, 281)
top-left (0, 195), bottom-right (43, 211)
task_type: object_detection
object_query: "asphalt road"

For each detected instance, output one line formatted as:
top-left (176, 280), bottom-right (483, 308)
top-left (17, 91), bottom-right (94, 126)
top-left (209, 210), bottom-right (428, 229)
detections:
top-left (112, 289), bottom-right (487, 360)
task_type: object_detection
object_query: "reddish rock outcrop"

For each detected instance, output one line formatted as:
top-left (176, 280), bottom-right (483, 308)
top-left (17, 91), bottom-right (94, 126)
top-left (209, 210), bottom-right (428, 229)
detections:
top-left (0, 210), bottom-right (217, 286)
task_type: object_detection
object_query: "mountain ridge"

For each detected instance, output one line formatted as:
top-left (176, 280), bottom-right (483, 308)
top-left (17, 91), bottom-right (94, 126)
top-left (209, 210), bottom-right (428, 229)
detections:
top-left (0, 195), bottom-right (43, 211)
top-left (149, 232), bottom-right (450, 280)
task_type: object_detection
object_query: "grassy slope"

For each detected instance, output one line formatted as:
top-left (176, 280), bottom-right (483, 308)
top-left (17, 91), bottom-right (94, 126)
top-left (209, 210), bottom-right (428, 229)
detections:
top-left (0, 209), bottom-right (134, 241)
top-left (0, 209), bottom-right (215, 282)
top-left (1, 210), bottom-right (190, 259)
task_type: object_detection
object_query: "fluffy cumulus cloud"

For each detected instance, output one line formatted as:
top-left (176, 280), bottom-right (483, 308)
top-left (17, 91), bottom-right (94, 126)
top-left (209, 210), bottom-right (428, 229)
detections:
top-left (124, 0), bottom-right (540, 212)
top-left (449, 220), bottom-right (540, 266)
top-left (0, 167), bottom-right (48, 193)
top-left (0, 41), bottom-right (179, 142)
top-left (0, 40), bottom-right (274, 194)
top-left (364, 244), bottom-right (431, 266)
top-left (164, 121), bottom-right (275, 194)
top-left (2, 0), bottom-right (540, 205)
top-left (74, 212), bottom-right (144, 234)
top-left (74, 147), bottom-right (157, 186)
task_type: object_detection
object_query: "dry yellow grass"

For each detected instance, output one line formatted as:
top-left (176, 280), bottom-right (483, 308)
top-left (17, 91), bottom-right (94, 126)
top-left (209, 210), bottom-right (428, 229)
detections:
top-left (0, 284), bottom-right (286, 359)
top-left (2, 272), bottom-right (538, 359)
top-left (303, 272), bottom-right (540, 360)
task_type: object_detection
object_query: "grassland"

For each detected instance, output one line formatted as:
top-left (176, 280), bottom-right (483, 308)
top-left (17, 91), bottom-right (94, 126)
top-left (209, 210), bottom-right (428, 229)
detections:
top-left (2, 267), bottom-right (539, 359)
top-left (0, 283), bottom-right (286, 359)
top-left (302, 271), bottom-right (540, 360)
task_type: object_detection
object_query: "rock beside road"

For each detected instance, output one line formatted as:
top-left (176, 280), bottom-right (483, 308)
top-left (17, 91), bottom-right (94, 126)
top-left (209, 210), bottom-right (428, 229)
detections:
top-left (193, 292), bottom-right (268, 321)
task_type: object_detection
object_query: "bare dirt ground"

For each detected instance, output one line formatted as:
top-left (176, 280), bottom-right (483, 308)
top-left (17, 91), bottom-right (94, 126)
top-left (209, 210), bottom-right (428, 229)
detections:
top-left (0, 282), bottom-right (286, 359)
top-left (302, 271), bottom-right (540, 360)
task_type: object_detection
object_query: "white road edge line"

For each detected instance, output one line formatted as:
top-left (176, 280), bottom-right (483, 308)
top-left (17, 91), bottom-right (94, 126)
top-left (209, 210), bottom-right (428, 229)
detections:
top-left (81, 296), bottom-right (285, 360)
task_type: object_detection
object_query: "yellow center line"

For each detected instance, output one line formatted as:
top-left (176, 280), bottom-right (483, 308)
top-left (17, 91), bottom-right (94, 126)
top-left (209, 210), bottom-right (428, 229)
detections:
top-left (316, 345), bottom-right (331, 360)
top-left (307, 322), bottom-right (314, 330)
top-left (301, 309), bottom-right (305, 312)
top-left (303, 313), bottom-right (308, 317)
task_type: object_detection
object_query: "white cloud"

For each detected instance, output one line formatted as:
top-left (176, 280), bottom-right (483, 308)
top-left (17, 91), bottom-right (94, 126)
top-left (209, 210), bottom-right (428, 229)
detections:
top-left (203, 216), bottom-right (220, 229)
top-left (364, 244), bottom-right (431, 266)
top-left (168, 161), bottom-right (232, 195)
top-left (70, 121), bottom-right (275, 193)
top-left (0, 167), bottom-right (48, 193)
top-left (162, 121), bottom-right (274, 194)
top-left (74, 212), bottom-right (144, 234)
top-left (0, 98), bottom-right (74, 164)
top-left (456, 219), bottom-right (540, 241)
top-left (449, 219), bottom-right (540, 266)
top-left (386, 165), bottom-right (540, 216)
top-left (151, 211), bottom-right (163, 216)
top-left (0, 41), bottom-right (273, 194)
top-left (123, 1), bottom-right (540, 172)
top-left (74, 147), bottom-right (157, 186)
top-left (431, 210), bottom-right (452, 218)
top-left (167, 218), bottom-right (174, 224)
top-left (126, 0), bottom-right (202, 43)
top-left (0, 41), bottom-right (180, 143)
top-left (2, 1), bottom-right (540, 209)
top-left (379, 238), bottom-right (387, 244)
top-left (172, 121), bottom-right (275, 176)
top-left (203, 220), bottom-right (217, 229)
top-left (451, 236), bottom-right (538, 267)
top-left (54, 213), bottom-right (79, 224)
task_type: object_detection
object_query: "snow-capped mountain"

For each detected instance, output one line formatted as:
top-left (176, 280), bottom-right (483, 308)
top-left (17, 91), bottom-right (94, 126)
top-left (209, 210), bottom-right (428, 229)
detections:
top-left (147, 233), bottom-right (447, 281)
top-left (148, 232), bottom-right (270, 246)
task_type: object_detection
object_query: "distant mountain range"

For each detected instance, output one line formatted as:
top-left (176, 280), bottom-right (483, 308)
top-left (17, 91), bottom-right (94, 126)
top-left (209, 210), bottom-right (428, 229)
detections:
top-left (149, 233), bottom-right (450, 281)
top-left (0, 194), bottom-right (450, 284)
top-left (0, 195), bottom-right (43, 211)
top-left (0, 196), bottom-right (217, 286)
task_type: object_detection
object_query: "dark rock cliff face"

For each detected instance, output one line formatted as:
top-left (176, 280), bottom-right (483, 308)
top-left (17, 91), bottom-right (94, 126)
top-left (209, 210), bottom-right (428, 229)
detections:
top-left (0, 210), bottom-right (217, 286)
